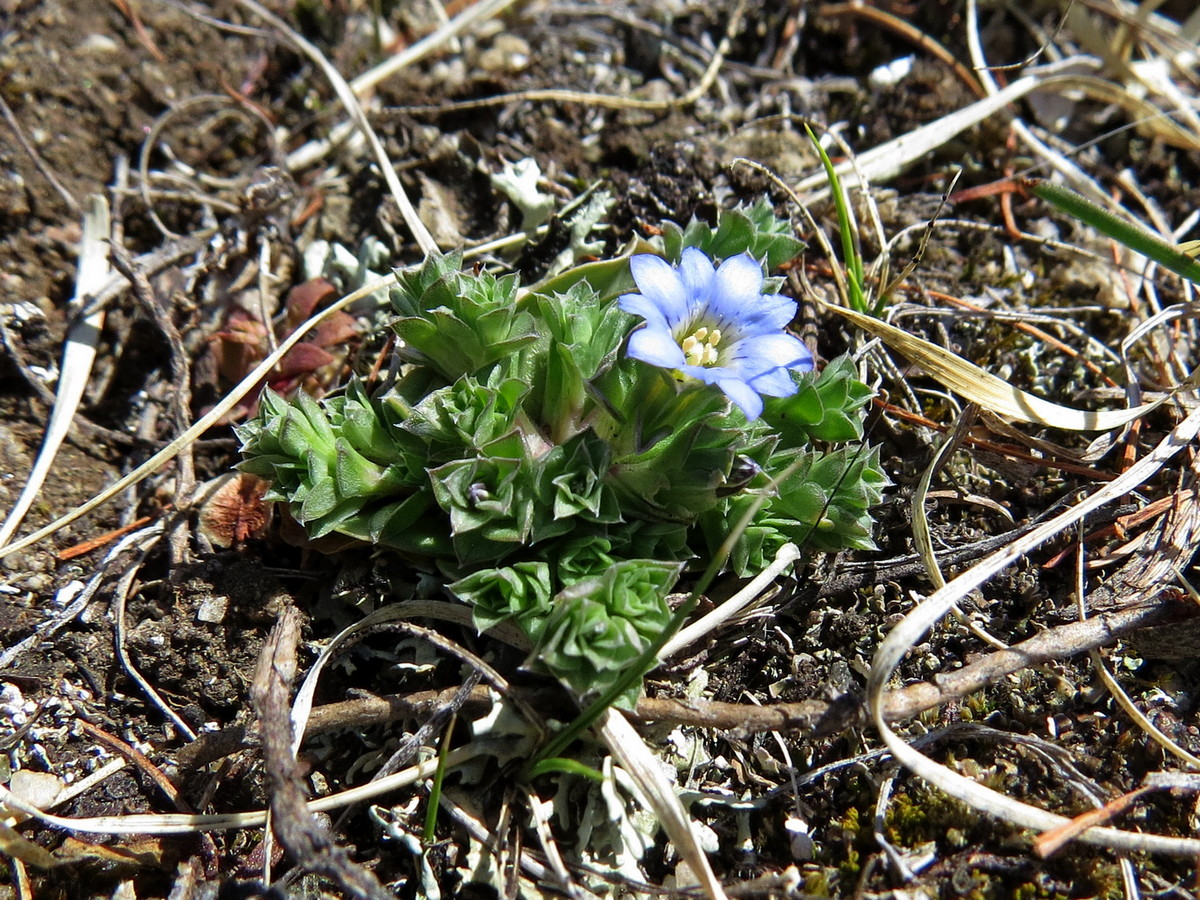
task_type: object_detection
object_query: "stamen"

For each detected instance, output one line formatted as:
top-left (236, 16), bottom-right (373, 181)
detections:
top-left (681, 323), bottom-right (722, 367)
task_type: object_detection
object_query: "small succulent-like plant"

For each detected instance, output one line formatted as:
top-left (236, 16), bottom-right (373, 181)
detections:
top-left (237, 199), bottom-right (888, 706)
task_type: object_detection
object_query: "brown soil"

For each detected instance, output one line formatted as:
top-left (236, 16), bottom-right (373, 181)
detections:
top-left (2, 1), bottom-right (1199, 898)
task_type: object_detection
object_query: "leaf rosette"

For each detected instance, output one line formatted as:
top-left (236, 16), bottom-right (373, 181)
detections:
top-left (450, 561), bottom-right (554, 636)
top-left (532, 559), bottom-right (682, 707)
top-left (238, 199), bottom-right (888, 708)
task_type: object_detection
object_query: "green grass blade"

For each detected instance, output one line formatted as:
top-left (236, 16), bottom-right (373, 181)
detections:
top-left (1025, 178), bottom-right (1200, 285)
top-left (525, 757), bottom-right (605, 782)
top-left (807, 125), bottom-right (868, 313)
top-left (422, 718), bottom-right (455, 844)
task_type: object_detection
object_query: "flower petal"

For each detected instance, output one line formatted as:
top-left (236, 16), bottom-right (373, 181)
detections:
top-left (708, 253), bottom-right (766, 321)
top-left (675, 362), bottom-right (724, 385)
top-left (715, 377), bottom-right (764, 420)
top-left (735, 292), bottom-right (799, 334)
top-left (620, 248), bottom-right (814, 421)
top-left (730, 332), bottom-right (812, 373)
top-left (628, 255), bottom-right (689, 329)
top-left (627, 324), bottom-right (687, 368)
top-left (677, 247), bottom-right (715, 314)
top-left (617, 291), bottom-right (671, 331)
top-left (746, 365), bottom-right (799, 398)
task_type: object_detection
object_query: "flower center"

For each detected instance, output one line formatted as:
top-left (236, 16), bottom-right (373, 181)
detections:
top-left (680, 325), bottom-right (722, 367)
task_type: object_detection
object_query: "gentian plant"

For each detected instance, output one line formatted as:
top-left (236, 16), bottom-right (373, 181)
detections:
top-left (237, 199), bottom-right (887, 708)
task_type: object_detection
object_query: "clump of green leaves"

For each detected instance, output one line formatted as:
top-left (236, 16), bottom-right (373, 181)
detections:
top-left (238, 197), bottom-right (887, 707)
top-left (658, 197), bottom-right (805, 271)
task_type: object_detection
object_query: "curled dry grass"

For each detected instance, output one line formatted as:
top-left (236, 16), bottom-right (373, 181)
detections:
top-left (2, 1), bottom-right (1200, 897)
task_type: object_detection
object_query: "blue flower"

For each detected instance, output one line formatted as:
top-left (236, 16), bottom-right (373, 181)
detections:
top-left (618, 248), bottom-right (814, 420)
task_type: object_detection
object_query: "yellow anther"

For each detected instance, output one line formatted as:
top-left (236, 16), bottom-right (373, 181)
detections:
top-left (681, 323), bottom-right (722, 367)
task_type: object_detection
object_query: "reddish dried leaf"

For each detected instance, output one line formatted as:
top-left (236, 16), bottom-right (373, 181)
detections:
top-left (197, 474), bottom-right (272, 547)
top-left (285, 277), bottom-right (337, 326)
top-left (276, 342), bottom-right (334, 379)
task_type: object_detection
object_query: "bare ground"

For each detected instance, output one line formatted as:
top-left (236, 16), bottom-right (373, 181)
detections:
top-left (2, 1), bottom-right (1200, 898)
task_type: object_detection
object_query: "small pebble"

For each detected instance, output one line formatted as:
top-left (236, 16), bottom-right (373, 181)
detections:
top-left (197, 595), bottom-right (228, 624)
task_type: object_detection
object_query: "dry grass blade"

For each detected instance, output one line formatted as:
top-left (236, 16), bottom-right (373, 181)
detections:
top-left (910, 404), bottom-right (1012, 651)
top-left (1089, 631), bottom-right (1200, 770)
top-left (287, 0), bottom-right (524, 171)
top-left (790, 74), bottom-right (1052, 196)
top-left (867, 401), bottom-right (1200, 857)
top-left (0, 93), bottom-right (79, 213)
top-left (597, 710), bottom-right (728, 900)
top-left (965, 1), bottom-right (1107, 194)
top-left (825, 302), bottom-right (1175, 430)
top-left (659, 542), bottom-right (801, 660)
top-left (351, 0), bottom-right (523, 96)
top-left (227, 0), bottom-right (436, 254)
top-left (1065, 1), bottom-right (1200, 149)
top-left (0, 822), bottom-right (60, 870)
top-left (1074, 506), bottom-right (1200, 770)
top-left (0, 748), bottom-right (476, 835)
top-left (0, 195), bottom-right (108, 549)
top-left (110, 548), bottom-right (196, 741)
top-left (395, 0), bottom-right (746, 118)
top-left (0, 275), bottom-right (395, 563)
top-left (911, 405), bottom-right (976, 594)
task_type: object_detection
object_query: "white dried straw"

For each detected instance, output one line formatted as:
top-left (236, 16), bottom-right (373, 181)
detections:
top-left (868, 402), bottom-right (1200, 857)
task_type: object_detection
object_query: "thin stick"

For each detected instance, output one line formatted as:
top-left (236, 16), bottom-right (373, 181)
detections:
top-left (659, 542), bottom-right (801, 659)
top-left (397, 0), bottom-right (746, 116)
top-left (0, 94), bottom-right (80, 212)
top-left (227, 0), bottom-right (436, 254)
top-left (111, 553), bottom-right (198, 741)
top-left (868, 401), bottom-right (1200, 858)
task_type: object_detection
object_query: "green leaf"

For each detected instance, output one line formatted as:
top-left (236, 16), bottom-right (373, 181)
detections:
top-left (390, 252), bottom-right (539, 381)
top-left (548, 534), bottom-right (618, 585)
top-left (806, 126), bottom-right (869, 313)
top-left (389, 250), bottom-right (464, 317)
top-left (1026, 178), bottom-right (1200, 285)
top-left (656, 196), bottom-right (805, 269)
top-left (399, 373), bottom-right (527, 459)
top-left (450, 561), bottom-right (555, 636)
top-left (238, 381), bottom-right (438, 552)
top-left (603, 374), bottom-right (741, 523)
top-left (532, 559), bottom-right (681, 708)
top-left (537, 430), bottom-right (621, 531)
top-left (758, 445), bottom-right (890, 552)
top-left (428, 455), bottom-right (537, 563)
top-left (762, 354), bottom-right (874, 444)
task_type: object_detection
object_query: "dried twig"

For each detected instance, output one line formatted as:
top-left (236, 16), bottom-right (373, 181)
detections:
top-left (0, 195), bottom-right (109, 549)
top-left (172, 587), bottom-right (1195, 772)
top-left (250, 606), bottom-right (393, 900)
top-left (226, 0), bottom-right (436, 254)
top-left (395, 0), bottom-right (747, 116)
top-left (111, 550), bottom-right (197, 741)
top-left (109, 194), bottom-right (197, 566)
top-left (869, 401), bottom-right (1200, 858)
top-left (0, 93), bottom-right (80, 213)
